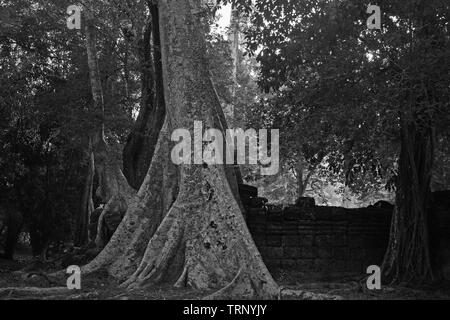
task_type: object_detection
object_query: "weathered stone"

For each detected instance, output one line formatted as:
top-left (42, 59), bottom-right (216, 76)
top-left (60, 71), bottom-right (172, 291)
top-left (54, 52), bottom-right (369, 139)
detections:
top-left (264, 259), bottom-right (281, 271)
top-left (349, 248), bottom-right (364, 261)
top-left (317, 247), bottom-right (333, 258)
top-left (348, 236), bottom-right (364, 248)
top-left (281, 259), bottom-right (298, 269)
top-left (314, 259), bottom-right (332, 272)
top-left (266, 235), bottom-right (282, 247)
top-left (295, 197), bottom-right (315, 208)
top-left (284, 247), bottom-right (302, 259)
top-left (283, 235), bottom-right (300, 247)
top-left (315, 235), bottom-right (334, 246)
top-left (297, 259), bottom-right (315, 271)
top-left (266, 224), bottom-right (283, 235)
top-left (300, 247), bottom-right (316, 259)
top-left (252, 236), bottom-right (266, 246)
top-left (263, 247), bottom-right (283, 259)
top-left (299, 235), bottom-right (314, 246)
top-left (333, 247), bottom-right (349, 260)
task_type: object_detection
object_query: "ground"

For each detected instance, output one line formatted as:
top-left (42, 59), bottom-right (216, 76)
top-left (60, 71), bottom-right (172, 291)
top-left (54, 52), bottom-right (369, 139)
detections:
top-left (2, 254), bottom-right (450, 300)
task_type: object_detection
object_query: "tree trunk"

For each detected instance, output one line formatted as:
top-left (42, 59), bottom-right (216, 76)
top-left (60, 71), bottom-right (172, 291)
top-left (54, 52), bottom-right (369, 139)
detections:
top-left (381, 117), bottom-right (435, 284)
top-left (295, 160), bottom-right (309, 197)
top-left (82, 0), bottom-right (279, 299)
top-left (122, 2), bottom-right (166, 190)
top-left (1, 207), bottom-right (23, 260)
top-left (228, 5), bottom-right (240, 125)
top-left (295, 159), bottom-right (314, 198)
top-left (84, 7), bottom-right (136, 248)
top-left (75, 149), bottom-right (94, 247)
top-left (381, 1), bottom-right (440, 284)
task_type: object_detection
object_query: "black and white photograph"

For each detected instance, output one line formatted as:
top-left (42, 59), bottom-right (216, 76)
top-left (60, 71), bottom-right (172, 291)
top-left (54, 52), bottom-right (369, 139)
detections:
top-left (0, 0), bottom-right (450, 308)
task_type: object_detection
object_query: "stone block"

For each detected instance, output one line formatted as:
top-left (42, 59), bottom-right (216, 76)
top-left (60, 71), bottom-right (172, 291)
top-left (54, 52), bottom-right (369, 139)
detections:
top-left (266, 235), bottom-right (282, 246)
top-left (264, 247), bottom-right (283, 259)
top-left (283, 235), bottom-right (300, 247)
top-left (297, 259), bottom-right (315, 271)
top-left (318, 247), bottom-right (333, 258)
top-left (284, 247), bottom-right (302, 259)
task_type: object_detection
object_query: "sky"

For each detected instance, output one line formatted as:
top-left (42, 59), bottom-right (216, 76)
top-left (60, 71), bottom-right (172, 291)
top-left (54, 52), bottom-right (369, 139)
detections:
top-left (216, 3), bottom-right (232, 32)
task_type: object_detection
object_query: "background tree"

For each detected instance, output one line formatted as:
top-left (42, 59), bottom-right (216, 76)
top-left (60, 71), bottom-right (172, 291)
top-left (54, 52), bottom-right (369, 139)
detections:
top-left (239, 0), bottom-right (450, 283)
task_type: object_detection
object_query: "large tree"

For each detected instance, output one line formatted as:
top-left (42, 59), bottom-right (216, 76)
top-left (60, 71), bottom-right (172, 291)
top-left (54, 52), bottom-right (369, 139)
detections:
top-left (79, 0), bottom-right (280, 299)
top-left (380, 0), bottom-right (450, 283)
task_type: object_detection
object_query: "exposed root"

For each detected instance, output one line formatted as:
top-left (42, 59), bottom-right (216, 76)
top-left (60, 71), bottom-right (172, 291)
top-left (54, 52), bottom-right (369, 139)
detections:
top-left (0, 287), bottom-right (70, 297)
top-left (279, 288), bottom-right (343, 300)
top-left (118, 163), bottom-right (280, 299)
top-left (80, 120), bottom-right (175, 279)
top-left (120, 205), bottom-right (184, 289)
top-left (95, 195), bottom-right (127, 248)
top-left (174, 265), bottom-right (189, 288)
top-left (203, 267), bottom-right (245, 300)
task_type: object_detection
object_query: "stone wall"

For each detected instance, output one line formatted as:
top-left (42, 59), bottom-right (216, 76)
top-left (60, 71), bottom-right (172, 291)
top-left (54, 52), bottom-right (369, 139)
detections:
top-left (430, 205), bottom-right (450, 279)
top-left (246, 202), bottom-right (450, 279)
top-left (246, 205), bottom-right (392, 278)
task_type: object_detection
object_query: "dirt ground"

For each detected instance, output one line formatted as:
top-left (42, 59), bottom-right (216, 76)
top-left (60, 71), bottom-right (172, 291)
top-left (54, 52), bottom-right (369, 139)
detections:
top-left (1, 255), bottom-right (450, 300)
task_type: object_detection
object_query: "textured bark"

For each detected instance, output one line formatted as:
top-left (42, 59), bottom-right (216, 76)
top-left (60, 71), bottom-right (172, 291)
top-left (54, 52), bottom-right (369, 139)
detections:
top-left (381, 117), bottom-right (435, 284)
top-left (228, 5), bottom-right (240, 123)
top-left (84, 8), bottom-right (136, 248)
top-left (122, 0), bottom-right (279, 298)
top-left (81, 0), bottom-right (279, 299)
top-left (381, 2), bottom-right (441, 284)
top-left (82, 119), bottom-right (175, 279)
top-left (75, 149), bottom-right (94, 246)
top-left (295, 161), bottom-right (313, 197)
top-left (122, 3), bottom-right (166, 190)
top-left (296, 163), bottom-right (305, 196)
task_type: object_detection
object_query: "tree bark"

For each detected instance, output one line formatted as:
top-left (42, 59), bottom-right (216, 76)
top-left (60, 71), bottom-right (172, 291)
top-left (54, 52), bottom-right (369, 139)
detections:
top-left (381, 1), bottom-right (440, 285)
top-left (122, 2), bottom-right (166, 190)
top-left (84, 6), bottom-right (136, 248)
top-left (228, 5), bottom-right (240, 124)
top-left (75, 148), bottom-right (94, 247)
top-left (82, 0), bottom-right (279, 299)
top-left (122, 0), bottom-right (278, 298)
top-left (294, 159), bottom-right (314, 198)
top-left (382, 116), bottom-right (435, 284)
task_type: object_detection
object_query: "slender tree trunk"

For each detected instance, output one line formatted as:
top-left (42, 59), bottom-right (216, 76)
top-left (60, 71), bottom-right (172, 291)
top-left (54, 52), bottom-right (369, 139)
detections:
top-left (124, 41), bottom-right (130, 101)
top-left (295, 161), bottom-right (307, 197)
top-left (228, 5), bottom-right (240, 124)
top-left (295, 159), bottom-right (314, 198)
top-left (84, 7), bottom-right (135, 248)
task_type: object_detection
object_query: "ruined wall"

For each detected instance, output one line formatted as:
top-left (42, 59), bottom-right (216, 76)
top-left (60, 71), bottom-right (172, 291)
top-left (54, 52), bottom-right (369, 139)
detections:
top-left (430, 205), bottom-right (450, 279)
top-left (246, 203), bottom-right (450, 279)
top-left (246, 205), bottom-right (392, 278)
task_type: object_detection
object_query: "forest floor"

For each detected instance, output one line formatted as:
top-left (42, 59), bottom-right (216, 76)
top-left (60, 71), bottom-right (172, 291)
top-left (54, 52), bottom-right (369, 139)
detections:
top-left (1, 255), bottom-right (450, 300)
